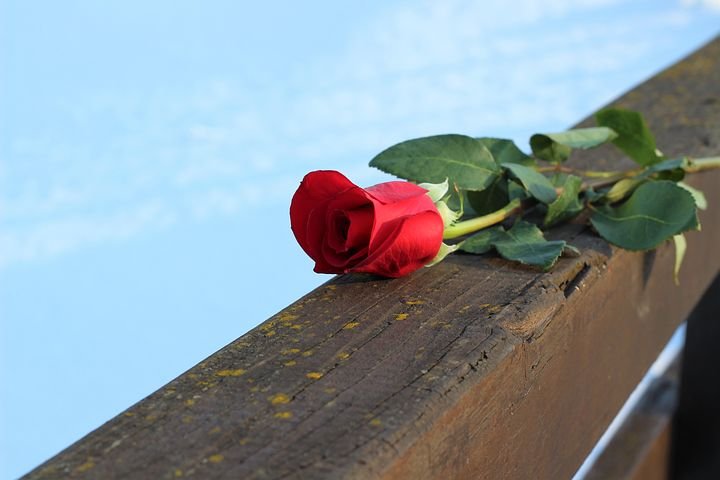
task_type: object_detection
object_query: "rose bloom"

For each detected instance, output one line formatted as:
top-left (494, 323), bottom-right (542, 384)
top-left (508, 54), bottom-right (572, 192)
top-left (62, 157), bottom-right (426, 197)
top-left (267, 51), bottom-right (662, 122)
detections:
top-left (290, 170), bottom-right (444, 278)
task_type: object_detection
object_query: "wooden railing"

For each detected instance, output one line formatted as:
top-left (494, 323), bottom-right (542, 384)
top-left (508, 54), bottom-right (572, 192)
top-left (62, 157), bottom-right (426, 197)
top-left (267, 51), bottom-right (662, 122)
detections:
top-left (24, 36), bottom-right (720, 480)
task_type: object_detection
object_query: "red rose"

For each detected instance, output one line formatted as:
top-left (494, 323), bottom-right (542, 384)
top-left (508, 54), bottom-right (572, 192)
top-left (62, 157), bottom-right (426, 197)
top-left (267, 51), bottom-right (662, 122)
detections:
top-left (290, 170), bottom-right (444, 278)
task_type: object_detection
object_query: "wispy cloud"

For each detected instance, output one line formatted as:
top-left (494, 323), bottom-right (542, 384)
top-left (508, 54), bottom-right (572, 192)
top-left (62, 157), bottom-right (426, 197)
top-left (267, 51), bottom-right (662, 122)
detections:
top-left (0, 201), bottom-right (176, 269)
top-left (1, 0), bottom-right (714, 269)
top-left (681, 0), bottom-right (720, 12)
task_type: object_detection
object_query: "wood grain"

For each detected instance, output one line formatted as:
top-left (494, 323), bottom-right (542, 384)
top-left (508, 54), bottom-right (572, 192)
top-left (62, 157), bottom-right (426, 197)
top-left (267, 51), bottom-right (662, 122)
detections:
top-left (24, 36), bottom-right (720, 480)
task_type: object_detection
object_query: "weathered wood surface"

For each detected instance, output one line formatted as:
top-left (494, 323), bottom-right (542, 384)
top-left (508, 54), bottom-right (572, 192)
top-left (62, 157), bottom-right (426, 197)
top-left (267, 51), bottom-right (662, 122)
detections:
top-left (25, 37), bottom-right (720, 480)
top-left (585, 355), bottom-right (679, 480)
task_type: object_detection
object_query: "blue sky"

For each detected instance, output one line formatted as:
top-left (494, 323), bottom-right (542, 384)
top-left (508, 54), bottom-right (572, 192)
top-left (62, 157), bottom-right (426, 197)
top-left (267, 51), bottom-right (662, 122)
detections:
top-left (1, 0), bottom-right (718, 477)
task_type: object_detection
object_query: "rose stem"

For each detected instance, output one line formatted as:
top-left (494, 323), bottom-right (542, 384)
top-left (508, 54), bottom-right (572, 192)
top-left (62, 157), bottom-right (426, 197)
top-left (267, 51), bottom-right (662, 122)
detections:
top-left (443, 198), bottom-right (522, 240)
top-left (582, 156), bottom-right (720, 191)
top-left (442, 156), bottom-right (720, 241)
top-left (685, 156), bottom-right (720, 173)
top-left (536, 165), bottom-right (639, 178)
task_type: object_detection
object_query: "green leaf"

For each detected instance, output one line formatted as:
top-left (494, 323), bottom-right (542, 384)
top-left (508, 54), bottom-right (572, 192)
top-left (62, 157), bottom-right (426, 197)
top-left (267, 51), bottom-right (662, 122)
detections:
top-left (508, 180), bottom-right (528, 201)
top-left (460, 220), bottom-right (565, 270)
top-left (502, 163), bottom-right (557, 204)
top-left (673, 234), bottom-right (686, 286)
top-left (370, 134), bottom-right (501, 191)
top-left (637, 157), bottom-right (687, 182)
top-left (530, 127), bottom-right (618, 163)
top-left (459, 226), bottom-right (506, 254)
top-left (595, 108), bottom-right (662, 166)
top-left (677, 182), bottom-right (707, 210)
top-left (590, 180), bottom-right (698, 251)
top-left (544, 174), bottom-right (583, 226)
top-left (495, 222), bottom-right (566, 270)
top-left (643, 157), bottom-right (688, 175)
top-left (476, 137), bottom-right (535, 166)
top-left (467, 178), bottom-right (509, 215)
top-left (530, 136), bottom-right (570, 164)
top-left (583, 186), bottom-right (603, 203)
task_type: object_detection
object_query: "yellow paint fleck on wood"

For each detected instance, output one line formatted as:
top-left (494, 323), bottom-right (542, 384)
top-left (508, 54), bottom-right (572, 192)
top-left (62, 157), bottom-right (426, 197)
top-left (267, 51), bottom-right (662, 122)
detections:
top-left (277, 312), bottom-right (299, 322)
top-left (239, 437), bottom-right (249, 445)
top-left (264, 330), bottom-right (276, 337)
top-left (274, 411), bottom-right (293, 419)
top-left (174, 468), bottom-right (184, 477)
top-left (282, 348), bottom-right (301, 355)
top-left (343, 322), bottom-right (360, 330)
top-left (301, 349), bottom-right (314, 357)
top-left (215, 369), bottom-right (246, 377)
top-left (327, 285), bottom-right (337, 290)
top-left (208, 454), bottom-right (224, 464)
top-left (182, 415), bottom-right (193, 424)
top-left (336, 352), bottom-right (350, 360)
top-left (306, 371), bottom-right (323, 380)
top-left (324, 387), bottom-right (337, 394)
top-left (75, 458), bottom-right (95, 473)
top-left (405, 299), bottom-right (425, 305)
top-left (290, 324), bottom-right (303, 330)
top-left (250, 386), bottom-right (260, 392)
top-left (184, 399), bottom-right (195, 407)
top-left (269, 393), bottom-right (291, 405)
top-left (394, 313), bottom-right (409, 321)
top-left (208, 426), bottom-right (221, 435)
top-left (487, 304), bottom-right (504, 314)
top-left (145, 414), bottom-right (158, 422)
top-left (369, 418), bottom-right (383, 427)
top-left (123, 411), bottom-right (135, 417)
top-left (284, 360), bottom-right (297, 367)
top-left (260, 320), bottom-right (277, 332)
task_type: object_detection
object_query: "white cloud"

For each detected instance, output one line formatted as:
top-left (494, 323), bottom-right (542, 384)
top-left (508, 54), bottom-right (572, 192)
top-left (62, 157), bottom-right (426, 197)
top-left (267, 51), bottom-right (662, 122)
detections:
top-left (0, 201), bottom-right (175, 269)
top-left (681, 0), bottom-right (720, 12)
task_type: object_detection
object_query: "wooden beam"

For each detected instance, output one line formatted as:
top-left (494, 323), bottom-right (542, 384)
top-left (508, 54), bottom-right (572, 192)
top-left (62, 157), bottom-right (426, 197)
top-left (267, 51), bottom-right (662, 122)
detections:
top-left (24, 36), bottom-right (720, 480)
top-left (583, 352), bottom-right (679, 480)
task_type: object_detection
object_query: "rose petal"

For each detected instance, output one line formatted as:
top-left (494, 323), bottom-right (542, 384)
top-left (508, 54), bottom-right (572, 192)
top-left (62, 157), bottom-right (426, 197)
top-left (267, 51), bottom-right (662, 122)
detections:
top-left (306, 207), bottom-right (342, 273)
top-left (345, 205), bottom-right (373, 251)
top-left (351, 210), bottom-right (444, 277)
top-left (291, 171), bottom-right (444, 278)
top-left (326, 210), bottom-right (351, 253)
top-left (323, 187), bottom-right (370, 251)
top-left (290, 170), bottom-right (357, 260)
top-left (365, 181), bottom-right (429, 204)
top-left (365, 183), bottom-right (438, 253)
